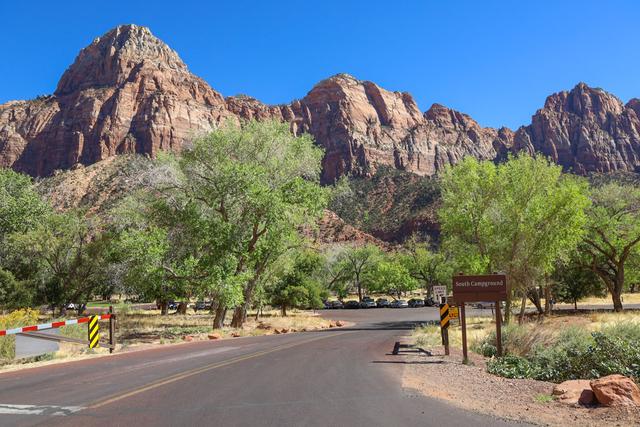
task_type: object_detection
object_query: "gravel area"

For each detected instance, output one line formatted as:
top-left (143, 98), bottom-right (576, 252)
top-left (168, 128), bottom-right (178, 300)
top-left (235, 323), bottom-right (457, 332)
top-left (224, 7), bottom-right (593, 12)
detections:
top-left (402, 347), bottom-right (640, 426)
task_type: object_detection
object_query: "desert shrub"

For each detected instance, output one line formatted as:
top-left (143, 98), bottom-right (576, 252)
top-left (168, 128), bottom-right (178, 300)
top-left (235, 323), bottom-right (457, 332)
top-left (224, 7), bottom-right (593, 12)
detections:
top-left (487, 326), bottom-right (640, 383)
top-left (477, 323), bottom-right (556, 358)
top-left (487, 355), bottom-right (535, 379)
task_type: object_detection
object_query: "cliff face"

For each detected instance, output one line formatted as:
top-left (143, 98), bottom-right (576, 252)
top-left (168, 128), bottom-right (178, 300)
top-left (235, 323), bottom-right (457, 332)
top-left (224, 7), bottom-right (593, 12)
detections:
top-left (2, 25), bottom-right (640, 182)
top-left (1, 25), bottom-right (233, 176)
top-left (513, 83), bottom-right (640, 174)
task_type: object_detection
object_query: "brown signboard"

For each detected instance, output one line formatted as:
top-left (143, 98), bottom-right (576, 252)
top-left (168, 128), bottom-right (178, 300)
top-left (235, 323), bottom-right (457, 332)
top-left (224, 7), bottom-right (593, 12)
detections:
top-left (452, 274), bottom-right (507, 302)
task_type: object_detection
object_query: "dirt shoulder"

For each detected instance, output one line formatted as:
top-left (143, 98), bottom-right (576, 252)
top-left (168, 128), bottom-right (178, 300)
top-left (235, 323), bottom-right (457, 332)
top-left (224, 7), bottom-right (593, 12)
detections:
top-left (402, 347), bottom-right (640, 426)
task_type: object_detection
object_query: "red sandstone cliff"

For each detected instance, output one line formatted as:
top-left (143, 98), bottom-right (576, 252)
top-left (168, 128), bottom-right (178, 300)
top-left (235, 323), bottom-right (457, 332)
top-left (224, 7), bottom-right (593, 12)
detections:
top-left (2, 25), bottom-right (639, 181)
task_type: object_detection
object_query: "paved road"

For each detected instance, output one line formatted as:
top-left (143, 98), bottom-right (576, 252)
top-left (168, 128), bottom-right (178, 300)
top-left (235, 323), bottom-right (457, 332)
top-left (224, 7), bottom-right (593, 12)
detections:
top-left (0, 308), bottom-right (528, 426)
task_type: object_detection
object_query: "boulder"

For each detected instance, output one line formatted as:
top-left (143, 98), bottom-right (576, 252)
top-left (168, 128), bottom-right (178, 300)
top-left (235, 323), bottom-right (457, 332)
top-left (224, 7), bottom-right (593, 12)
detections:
top-left (207, 333), bottom-right (221, 340)
top-left (280, 328), bottom-right (289, 334)
top-left (335, 320), bottom-right (344, 327)
top-left (552, 380), bottom-right (596, 405)
top-left (231, 332), bottom-right (241, 338)
top-left (591, 375), bottom-right (640, 406)
top-left (183, 335), bottom-right (194, 342)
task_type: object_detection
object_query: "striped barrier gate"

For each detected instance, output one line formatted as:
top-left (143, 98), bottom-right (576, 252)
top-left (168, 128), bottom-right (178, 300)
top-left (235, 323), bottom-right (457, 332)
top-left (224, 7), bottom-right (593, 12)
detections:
top-left (0, 310), bottom-right (116, 353)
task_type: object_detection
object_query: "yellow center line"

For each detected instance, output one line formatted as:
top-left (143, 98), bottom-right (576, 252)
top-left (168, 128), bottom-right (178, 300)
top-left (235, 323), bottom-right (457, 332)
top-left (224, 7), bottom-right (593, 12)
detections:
top-left (86, 331), bottom-right (348, 410)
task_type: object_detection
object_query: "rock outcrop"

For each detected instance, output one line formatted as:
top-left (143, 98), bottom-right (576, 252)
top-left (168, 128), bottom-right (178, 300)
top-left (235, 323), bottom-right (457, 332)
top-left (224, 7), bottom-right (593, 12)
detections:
top-left (514, 83), bottom-right (640, 174)
top-left (1, 25), bottom-right (233, 176)
top-left (2, 24), bottom-right (640, 183)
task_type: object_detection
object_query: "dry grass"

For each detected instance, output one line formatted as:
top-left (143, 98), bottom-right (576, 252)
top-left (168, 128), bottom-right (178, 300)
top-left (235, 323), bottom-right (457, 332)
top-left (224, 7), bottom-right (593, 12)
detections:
top-left (0, 308), bottom-right (340, 371)
top-left (413, 311), bottom-right (640, 355)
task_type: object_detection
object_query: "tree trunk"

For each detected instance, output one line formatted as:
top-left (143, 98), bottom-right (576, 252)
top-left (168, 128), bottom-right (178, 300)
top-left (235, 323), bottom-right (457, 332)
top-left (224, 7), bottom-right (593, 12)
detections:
top-left (612, 266), bottom-right (624, 312)
top-left (527, 289), bottom-right (544, 315)
top-left (160, 301), bottom-right (168, 316)
top-left (612, 289), bottom-right (624, 312)
top-left (504, 296), bottom-right (511, 325)
top-left (356, 279), bottom-right (362, 302)
top-left (574, 299), bottom-right (578, 311)
top-left (544, 286), bottom-right (551, 315)
top-left (177, 302), bottom-right (188, 315)
top-left (213, 305), bottom-right (226, 329)
top-left (518, 294), bottom-right (527, 324)
top-left (281, 305), bottom-right (287, 317)
top-left (231, 305), bottom-right (246, 328)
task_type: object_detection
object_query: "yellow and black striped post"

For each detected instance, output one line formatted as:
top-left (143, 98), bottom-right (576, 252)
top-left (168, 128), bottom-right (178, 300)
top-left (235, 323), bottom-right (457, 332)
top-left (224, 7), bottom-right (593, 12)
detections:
top-left (88, 315), bottom-right (100, 349)
top-left (439, 303), bottom-right (450, 355)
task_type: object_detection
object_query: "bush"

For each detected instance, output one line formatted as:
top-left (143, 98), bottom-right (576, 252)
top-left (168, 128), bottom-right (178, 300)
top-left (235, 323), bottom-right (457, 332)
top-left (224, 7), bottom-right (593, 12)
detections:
top-left (487, 355), bottom-right (535, 379)
top-left (0, 309), bottom-right (39, 363)
top-left (486, 325), bottom-right (640, 383)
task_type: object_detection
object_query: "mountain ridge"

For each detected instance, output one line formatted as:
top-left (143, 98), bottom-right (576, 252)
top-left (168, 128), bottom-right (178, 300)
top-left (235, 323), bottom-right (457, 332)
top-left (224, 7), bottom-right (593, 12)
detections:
top-left (2, 24), bottom-right (640, 181)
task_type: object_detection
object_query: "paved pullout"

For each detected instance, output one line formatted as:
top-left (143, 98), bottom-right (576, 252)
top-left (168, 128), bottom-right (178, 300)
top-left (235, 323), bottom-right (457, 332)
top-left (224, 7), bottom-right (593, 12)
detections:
top-left (0, 308), bottom-right (528, 426)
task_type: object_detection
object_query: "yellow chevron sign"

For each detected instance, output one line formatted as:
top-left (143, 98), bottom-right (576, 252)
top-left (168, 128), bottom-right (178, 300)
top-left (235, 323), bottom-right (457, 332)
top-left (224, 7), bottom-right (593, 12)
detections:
top-left (439, 303), bottom-right (450, 328)
top-left (88, 315), bottom-right (100, 349)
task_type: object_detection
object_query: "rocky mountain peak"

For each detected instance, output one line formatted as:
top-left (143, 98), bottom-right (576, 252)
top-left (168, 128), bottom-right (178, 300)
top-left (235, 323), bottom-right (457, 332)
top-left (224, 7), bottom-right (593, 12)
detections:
top-left (542, 82), bottom-right (625, 119)
top-left (55, 24), bottom-right (187, 96)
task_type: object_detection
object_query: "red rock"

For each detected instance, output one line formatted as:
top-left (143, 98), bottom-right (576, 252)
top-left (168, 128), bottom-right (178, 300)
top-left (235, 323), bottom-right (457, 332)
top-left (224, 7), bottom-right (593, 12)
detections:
top-left (280, 328), bottom-right (289, 334)
top-left (231, 332), bottom-right (241, 338)
top-left (274, 329), bottom-right (281, 334)
top-left (183, 335), bottom-right (194, 342)
top-left (591, 375), bottom-right (640, 407)
top-left (3, 26), bottom-right (640, 191)
top-left (335, 320), bottom-right (344, 327)
top-left (552, 380), bottom-right (596, 405)
top-left (207, 333), bottom-right (221, 340)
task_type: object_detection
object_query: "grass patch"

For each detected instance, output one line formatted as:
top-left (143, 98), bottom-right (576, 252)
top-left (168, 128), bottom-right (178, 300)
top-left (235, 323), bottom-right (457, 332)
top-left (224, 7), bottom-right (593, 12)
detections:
top-left (534, 394), bottom-right (554, 404)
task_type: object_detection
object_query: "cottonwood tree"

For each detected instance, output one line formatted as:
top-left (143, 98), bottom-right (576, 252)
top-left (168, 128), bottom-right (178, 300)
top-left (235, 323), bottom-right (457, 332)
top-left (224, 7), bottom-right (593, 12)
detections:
top-left (364, 257), bottom-right (418, 299)
top-left (439, 155), bottom-right (590, 323)
top-left (268, 251), bottom-right (327, 316)
top-left (8, 212), bottom-right (108, 315)
top-left (136, 121), bottom-right (327, 328)
top-left (581, 183), bottom-right (640, 311)
top-left (400, 238), bottom-right (451, 296)
top-left (337, 244), bottom-right (383, 301)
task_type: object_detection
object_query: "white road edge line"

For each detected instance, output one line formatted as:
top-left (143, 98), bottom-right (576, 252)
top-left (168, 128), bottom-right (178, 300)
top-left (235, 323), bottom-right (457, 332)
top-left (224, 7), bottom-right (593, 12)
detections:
top-left (0, 403), bottom-right (84, 416)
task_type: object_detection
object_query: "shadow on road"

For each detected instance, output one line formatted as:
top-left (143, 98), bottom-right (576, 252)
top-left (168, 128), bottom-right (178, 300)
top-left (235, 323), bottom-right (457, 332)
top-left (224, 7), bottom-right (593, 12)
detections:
top-left (371, 360), bottom-right (444, 365)
top-left (313, 320), bottom-right (435, 332)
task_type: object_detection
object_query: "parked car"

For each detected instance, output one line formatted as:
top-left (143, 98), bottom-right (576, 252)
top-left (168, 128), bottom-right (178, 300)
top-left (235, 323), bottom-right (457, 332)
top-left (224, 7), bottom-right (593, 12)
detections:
top-left (344, 300), bottom-right (361, 309)
top-left (376, 298), bottom-right (390, 308)
top-left (168, 301), bottom-right (178, 310)
top-left (424, 297), bottom-right (437, 307)
top-left (475, 301), bottom-right (505, 310)
top-left (360, 300), bottom-right (377, 308)
top-left (193, 301), bottom-right (211, 312)
top-left (408, 298), bottom-right (425, 308)
top-left (390, 299), bottom-right (409, 308)
top-left (330, 300), bottom-right (344, 309)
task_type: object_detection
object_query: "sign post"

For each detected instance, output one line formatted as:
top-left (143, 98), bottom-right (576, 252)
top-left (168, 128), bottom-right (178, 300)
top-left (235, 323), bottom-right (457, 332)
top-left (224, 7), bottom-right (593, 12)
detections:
top-left (433, 285), bottom-right (447, 303)
top-left (452, 274), bottom-right (508, 362)
top-left (439, 303), bottom-right (450, 356)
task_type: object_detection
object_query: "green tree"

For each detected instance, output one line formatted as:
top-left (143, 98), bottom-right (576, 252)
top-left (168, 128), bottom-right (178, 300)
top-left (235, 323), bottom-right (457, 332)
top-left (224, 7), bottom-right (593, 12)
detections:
top-left (439, 155), bottom-right (590, 323)
top-left (552, 257), bottom-right (605, 310)
top-left (0, 268), bottom-right (34, 312)
top-left (581, 183), bottom-right (640, 311)
top-left (364, 258), bottom-right (418, 298)
top-left (135, 121), bottom-right (327, 327)
top-left (400, 239), bottom-right (451, 296)
top-left (7, 212), bottom-right (108, 315)
top-left (338, 244), bottom-right (383, 301)
top-left (0, 169), bottom-right (50, 241)
top-left (269, 251), bottom-right (327, 316)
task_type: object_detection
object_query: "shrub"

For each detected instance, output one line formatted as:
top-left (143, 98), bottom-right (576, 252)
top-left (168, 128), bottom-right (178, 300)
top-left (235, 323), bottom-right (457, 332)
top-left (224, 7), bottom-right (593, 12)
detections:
top-left (487, 355), bottom-right (535, 379)
top-left (0, 309), bottom-right (39, 363)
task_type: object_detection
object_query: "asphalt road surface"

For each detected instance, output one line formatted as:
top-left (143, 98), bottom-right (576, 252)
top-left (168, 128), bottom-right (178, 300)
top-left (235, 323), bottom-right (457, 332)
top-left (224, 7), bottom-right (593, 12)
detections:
top-left (0, 307), bottom-right (530, 427)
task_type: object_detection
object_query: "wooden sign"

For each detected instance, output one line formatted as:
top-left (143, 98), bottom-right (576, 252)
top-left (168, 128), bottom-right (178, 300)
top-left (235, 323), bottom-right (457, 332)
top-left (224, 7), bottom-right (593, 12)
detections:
top-left (452, 274), bottom-right (507, 302)
top-left (452, 273), bottom-right (508, 363)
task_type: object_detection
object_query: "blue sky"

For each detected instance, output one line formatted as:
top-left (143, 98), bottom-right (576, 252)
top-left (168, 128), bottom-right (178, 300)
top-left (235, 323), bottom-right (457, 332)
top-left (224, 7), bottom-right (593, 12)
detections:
top-left (1, 1), bottom-right (638, 129)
